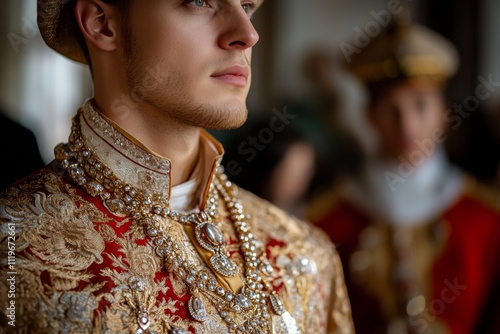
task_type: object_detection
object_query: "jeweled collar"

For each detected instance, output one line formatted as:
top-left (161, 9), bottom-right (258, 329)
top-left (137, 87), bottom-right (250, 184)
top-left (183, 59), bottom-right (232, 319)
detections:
top-left (79, 99), bottom-right (224, 210)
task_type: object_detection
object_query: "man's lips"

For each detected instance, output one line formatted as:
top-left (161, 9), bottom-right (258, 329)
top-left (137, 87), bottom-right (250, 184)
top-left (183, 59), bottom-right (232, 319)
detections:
top-left (211, 65), bottom-right (249, 88)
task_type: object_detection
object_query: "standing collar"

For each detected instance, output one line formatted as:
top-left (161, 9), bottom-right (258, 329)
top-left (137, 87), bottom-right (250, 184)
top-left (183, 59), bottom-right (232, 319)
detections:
top-left (79, 99), bottom-right (224, 210)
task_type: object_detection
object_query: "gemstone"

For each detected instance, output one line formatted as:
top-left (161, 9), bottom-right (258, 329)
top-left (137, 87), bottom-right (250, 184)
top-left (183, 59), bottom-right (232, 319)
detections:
top-left (261, 263), bottom-right (274, 276)
top-left (154, 237), bottom-right (165, 246)
top-left (247, 291), bottom-right (257, 299)
top-left (155, 247), bottom-right (165, 257)
top-left (297, 257), bottom-right (311, 274)
top-left (170, 328), bottom-right (187, 334)
top-left (106, 198), bottom-right (125, 212)
top-left (202, 223), bottom-right (224, 247)
top-left (87, 181), bottom-right (104, 196)
top-left (235, 294), bottom-right (251, 308)
top-left (270, 294), bottom-right (285, 315)
top-left (188, 297), bottom-right (207, 322)
top-left (138, 315), bottom-right (150, 330)
top-left (210, 254), bottom-right (238, 277)
top-left (130, 278), bottom-right (145, 292)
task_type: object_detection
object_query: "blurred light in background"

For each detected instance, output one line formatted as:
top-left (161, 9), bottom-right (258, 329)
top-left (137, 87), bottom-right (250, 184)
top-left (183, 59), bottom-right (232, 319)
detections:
top-left (1, 0), bottom-right (91, 163)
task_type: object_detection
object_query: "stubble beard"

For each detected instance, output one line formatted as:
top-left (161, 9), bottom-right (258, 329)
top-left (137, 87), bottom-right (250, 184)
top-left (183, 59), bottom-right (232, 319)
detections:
top-left (123, 31), bottom-right (249, 131)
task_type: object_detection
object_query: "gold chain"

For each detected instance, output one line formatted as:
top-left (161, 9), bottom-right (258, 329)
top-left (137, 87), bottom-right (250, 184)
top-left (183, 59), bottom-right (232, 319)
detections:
top-left (54, 110), bottom-right (287, 334)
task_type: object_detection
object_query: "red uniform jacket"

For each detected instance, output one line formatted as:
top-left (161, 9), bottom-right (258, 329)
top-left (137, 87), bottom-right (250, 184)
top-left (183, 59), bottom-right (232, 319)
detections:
top-left (309, 177), bottom-right (500, 334)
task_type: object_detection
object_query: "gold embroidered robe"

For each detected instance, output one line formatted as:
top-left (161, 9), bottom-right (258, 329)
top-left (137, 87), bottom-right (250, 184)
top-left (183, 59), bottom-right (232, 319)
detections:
top-left (0, 101), bottom-right (354, 334)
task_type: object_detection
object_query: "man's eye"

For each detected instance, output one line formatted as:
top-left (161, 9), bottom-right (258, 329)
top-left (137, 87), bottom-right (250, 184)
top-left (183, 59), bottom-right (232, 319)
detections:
top-left (242, 3), bottom-right (256, 14)
top-left (185, 0), bottom-right (208, 7)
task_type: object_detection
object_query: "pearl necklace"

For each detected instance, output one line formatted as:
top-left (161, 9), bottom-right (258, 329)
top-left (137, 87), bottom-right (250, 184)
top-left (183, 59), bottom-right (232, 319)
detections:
top-left (54, 111), bottom-right (288, 334)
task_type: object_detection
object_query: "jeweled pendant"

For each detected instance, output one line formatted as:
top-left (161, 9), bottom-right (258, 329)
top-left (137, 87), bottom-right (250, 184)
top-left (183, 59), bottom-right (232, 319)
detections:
top-left (188, 296), bottom-right (208, 322)
top-left (195, 222), bottom-right (225, 252)
top-left (270, 293), bottom-right (286, 315)
top-left (210, 253), bottom-right (238, 277)
top-left (106, 197), bottom-right (125, 213)
top-left (138, 315), bottom-right (150, 330)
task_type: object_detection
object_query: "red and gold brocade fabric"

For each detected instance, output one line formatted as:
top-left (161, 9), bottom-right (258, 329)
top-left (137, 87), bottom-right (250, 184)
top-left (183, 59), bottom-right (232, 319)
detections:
top-left (0, 101), bottom-right (354, 334)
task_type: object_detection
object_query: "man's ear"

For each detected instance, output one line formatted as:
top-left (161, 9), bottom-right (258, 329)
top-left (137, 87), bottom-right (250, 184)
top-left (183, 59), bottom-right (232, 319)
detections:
top-left (75, 0), bottom-right (119, 53)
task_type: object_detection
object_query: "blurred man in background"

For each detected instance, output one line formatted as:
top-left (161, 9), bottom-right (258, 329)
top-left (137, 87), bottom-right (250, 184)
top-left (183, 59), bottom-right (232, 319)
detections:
top-left (308, 15), bottom-right (500, 334)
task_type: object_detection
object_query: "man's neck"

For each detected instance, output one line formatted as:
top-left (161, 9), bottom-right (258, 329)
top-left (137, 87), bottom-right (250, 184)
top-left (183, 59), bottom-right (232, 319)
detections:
top-left (93, 96), bottom-right (201, 187)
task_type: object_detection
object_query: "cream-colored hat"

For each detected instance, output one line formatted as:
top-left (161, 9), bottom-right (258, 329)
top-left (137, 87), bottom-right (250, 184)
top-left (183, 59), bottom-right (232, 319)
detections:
top-left (347, 15), bottom-right (459, 84)
top-left (37, 0), bottom-right (87, 64)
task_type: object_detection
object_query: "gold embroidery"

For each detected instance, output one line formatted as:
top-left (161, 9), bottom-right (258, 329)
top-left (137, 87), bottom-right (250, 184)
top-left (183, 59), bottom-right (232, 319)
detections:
top-left (0, 103), bottom-right (354, 333)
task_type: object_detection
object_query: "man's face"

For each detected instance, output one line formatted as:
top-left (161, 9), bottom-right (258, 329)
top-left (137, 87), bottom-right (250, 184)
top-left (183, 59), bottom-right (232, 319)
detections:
top-left (119, 0), bottom-right (261, 130)
top-left (368, 81), bottom-right (447, 161)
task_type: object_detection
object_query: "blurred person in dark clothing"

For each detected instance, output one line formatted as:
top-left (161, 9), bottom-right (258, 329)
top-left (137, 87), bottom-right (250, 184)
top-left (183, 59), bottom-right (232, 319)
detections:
top-left (222, 116), bottom-right (316, 219)
top-left (468, 98), bottom-right (500, 186)
top-left (308, 15), bottom-right (500, 334)
top-left (0, 111), bottom-right (45, 191)
top-left (285, 47), bottom-right (365, 199)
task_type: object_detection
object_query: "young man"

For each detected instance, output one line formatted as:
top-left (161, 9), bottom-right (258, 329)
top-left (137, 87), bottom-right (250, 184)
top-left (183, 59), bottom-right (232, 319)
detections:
top-left (0, 0), bottom-right (354, 333)
top-left (308, 17), bottom-right (500, 334)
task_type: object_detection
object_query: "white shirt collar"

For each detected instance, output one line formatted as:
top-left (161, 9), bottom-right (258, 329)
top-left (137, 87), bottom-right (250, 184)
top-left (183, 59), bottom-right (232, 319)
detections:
top-left (346, 147), bottom-right (466, 226)
top-left (79, 99), bottom-right (224, 211)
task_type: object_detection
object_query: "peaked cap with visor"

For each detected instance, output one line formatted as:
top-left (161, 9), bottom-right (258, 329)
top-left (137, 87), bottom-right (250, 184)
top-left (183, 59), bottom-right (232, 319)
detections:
top-left (347, 13), bottom-right (460, 87)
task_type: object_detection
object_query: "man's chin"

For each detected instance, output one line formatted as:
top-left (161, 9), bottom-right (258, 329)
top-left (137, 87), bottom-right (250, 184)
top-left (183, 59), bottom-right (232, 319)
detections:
top-left (197, 101), bottom-right (248, 131)
top-left (205, 113), bottom-right (248, 131)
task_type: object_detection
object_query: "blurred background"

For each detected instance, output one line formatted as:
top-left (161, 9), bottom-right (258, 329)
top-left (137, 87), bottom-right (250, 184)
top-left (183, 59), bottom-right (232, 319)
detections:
top-left (1, 0), bottom-right (500, 197)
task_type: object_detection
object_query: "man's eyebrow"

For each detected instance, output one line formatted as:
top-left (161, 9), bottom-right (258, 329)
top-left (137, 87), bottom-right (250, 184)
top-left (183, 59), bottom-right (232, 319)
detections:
top-left (254, 0), bottom-right (265, 10)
